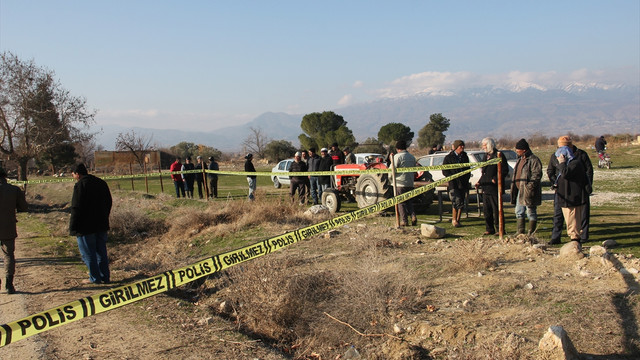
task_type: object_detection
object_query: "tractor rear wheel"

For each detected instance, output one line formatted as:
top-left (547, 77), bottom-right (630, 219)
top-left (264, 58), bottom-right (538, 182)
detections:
top-left (322, 189), bottom-right (341, 213)
top-left (355, 174), bottom-right (392, 208)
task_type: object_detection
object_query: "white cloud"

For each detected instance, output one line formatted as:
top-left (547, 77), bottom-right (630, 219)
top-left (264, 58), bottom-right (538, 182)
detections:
top-left (376, 69), bottom-right (636, 99)
top-left (352, 80), bottom-right (364, 88)
top-left (338, 94), bottom-right (354, 106)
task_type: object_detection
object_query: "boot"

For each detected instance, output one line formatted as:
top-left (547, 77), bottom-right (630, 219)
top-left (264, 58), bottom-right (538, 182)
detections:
top-left (516, 218), bottom-right (526, 235)
top-left (528, 220), bottom-right (537, 235)
top-left (451, 208), bottom-right (460, 227)
top-left (456, 206), bottom-right (463, 226)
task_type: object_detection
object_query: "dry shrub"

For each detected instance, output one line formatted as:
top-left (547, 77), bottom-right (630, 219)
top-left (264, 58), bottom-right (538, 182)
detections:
top-left (448, 238), bottom-right (497, 272)
top-left (223, 234), bottom-right (425, 358)
top-left (109, 204), bottom-right (167, 242)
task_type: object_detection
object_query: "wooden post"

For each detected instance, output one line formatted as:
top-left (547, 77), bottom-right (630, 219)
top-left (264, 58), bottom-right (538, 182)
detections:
top-left (497, 152), bottom-right (504, 239)
top-left (158, 161), bottom-right (164, 193)
top-left (144, 154), bottom-right (149, 193)
top-left (390, 153), bottom-right (400, 227)
top-left (129, 163), bottom-right (135, 191)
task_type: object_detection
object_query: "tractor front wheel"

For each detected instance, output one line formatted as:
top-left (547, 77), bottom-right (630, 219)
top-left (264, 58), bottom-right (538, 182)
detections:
top-left (322, 189), bottom-right (341, 213)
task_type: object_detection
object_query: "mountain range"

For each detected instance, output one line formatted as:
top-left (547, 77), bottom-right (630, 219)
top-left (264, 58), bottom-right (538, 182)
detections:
top-left (95, 84), bottom-right (639, 152)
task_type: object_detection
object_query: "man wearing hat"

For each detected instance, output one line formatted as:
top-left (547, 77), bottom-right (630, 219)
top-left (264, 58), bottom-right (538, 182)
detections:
top-left (510, 139), bottom-right (543, 235)
top-left (289, 151), bottom-right (308, 205)
top-left (442, 140), bottom-right (471, 227)
top-left (546, 135), bottom-right (593, 244)
top-left (330, 142), bottom-right (345, 165)
top-left (208, 156), bottom-right (219, 198)
top-left (0, 167), bottom-right (28, 294)
top-left (245, 154), bottom-right (257, 201)
top-left (70, 163), bottom-right (113, 284)
top-left (343, 147), bottom-right (356, 164)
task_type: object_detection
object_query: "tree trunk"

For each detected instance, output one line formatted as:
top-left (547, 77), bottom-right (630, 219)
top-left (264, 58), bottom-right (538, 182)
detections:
top-left (18, 157), bottom-right (29, 181)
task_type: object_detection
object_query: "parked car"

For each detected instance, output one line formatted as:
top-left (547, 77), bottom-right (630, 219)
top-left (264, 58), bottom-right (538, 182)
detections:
top-left (271, 158), bottom-right (294, 188)
top-left (416, 150), bottom-right (515, 187)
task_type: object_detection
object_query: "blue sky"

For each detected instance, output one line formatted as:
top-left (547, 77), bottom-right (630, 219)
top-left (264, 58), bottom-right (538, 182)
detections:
top-left (1, 0), bottom-right (638, 131)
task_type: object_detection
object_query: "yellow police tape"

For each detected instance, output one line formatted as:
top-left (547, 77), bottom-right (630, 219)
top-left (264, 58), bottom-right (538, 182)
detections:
top-left (9, 161), bottom-right (484, 185)
top-left (0, 158), bottom-right (500, 347)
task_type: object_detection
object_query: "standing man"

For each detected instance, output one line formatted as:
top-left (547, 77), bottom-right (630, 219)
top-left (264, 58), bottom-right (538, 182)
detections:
top-left (554, 145), bottom-right (590, 246)
top-left (194, 156), bottom-right (206, 199)
top-left (510, 139), bottom-right (543, 235)
top-left (181, 156), bottom-right (196, 199)
top-left (476, 137), bottom-right (509, 235)
top-left (343, 147), bottom-right (356, 164)
top-left (0, 167), bottom-right (28, 294)
top-left (442, 140), bottom-right (471, 227)
top-left (170, 157), bottom-right (185, 198)
top-left (69, 164), bottom-right (112, 284)
top-left (307, 148), bottom-right (322, 205)
top-left (318, 148), bottom-right (333, 193)
top-left (330, 142), bottom-right (345, 165)
top-left (289, 151), bottom-right (308, 205)
top-left (393, 140), bottom-right (417, 226)
top-left (245, 153), bottom-right (257, 201)
top-left (547, 135), bottom-right (593, 244)
top-left (208, 156), bottom-right (219, 199)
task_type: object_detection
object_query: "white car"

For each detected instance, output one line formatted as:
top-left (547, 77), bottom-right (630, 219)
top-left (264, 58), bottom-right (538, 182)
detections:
top-left (417, 150), bottom-right (515, 187)
top-left (271, 158), bottom-right (293, 188)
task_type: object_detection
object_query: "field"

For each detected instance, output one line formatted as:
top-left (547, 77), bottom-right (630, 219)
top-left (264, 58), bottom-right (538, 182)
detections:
top-left (1, 143), bottom-right (638, 359)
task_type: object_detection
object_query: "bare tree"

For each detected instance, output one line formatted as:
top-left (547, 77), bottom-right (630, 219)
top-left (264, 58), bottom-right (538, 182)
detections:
top-left (242, 126), bottom-right (270, 159)
top-left (0, 52), bottom-right (95, 180)
top-left (115, 130), bottom-right (155, 169)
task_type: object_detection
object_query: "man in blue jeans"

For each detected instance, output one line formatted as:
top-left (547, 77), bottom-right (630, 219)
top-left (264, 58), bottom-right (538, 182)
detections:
top-left (70, 163), bottom-right (113, 284)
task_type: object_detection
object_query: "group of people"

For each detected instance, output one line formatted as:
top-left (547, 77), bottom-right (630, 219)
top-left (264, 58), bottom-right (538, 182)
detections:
top-left (170, 156), bottom-right (219, 199)
top-left (2, 163), bottom-right (113, 294)
top-left (444, 135), bottom-right (593, 246)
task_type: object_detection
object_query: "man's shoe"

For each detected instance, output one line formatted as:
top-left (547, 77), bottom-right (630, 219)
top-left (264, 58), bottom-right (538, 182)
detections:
top-left (483, 231), bottom-right (495, 235)
top-left (6, 285), bottom-right (16, 294)
top-left (81, 279), bottom-right (94, 284)
top-left (549, 239), bottom-right (561, 245)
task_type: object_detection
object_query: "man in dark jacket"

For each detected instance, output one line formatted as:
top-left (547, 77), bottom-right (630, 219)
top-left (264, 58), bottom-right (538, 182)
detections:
top-left (547, 135), bottom-right (593, 244)
top-left (208, 156), bottom-right (219, 198)
top-left (70, 163), bottom-right (112, 284)
top-left (442, 140), bottom-right (471, 227)
top-left (318, 148), bottom-right (333, 192)
top-left (289, 151), bottom-right (308, 205)
top-left (307, 148), bottom-right (322, 205)
top-left (510, 139), bottom-right (543, 235)
top-left (0, 167), bottom-right (28, 294)
top-left (245, 154), bottom-right (257, 201)
top-left (476, 137), bottom-right (509, 235)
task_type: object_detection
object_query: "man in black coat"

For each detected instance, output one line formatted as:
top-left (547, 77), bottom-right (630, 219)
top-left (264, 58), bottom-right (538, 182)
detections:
top-left (547, 136), bottom-right (593, 244)
top-left (0, 167), bottom-right (28, 294)
top-left (442, 140), bottom-right (471, 227)
top-left (70, 163), bottom-right (112, 284)
top-left (476, 138), bottom-right (509, 235)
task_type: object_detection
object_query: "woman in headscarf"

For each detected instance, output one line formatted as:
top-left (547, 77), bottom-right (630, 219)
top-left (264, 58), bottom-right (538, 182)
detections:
top-left (554, 145), bottom-right (589, 245)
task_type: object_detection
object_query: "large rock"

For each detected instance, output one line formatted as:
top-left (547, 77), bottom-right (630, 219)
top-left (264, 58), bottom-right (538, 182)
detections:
top-left (589, 245), bottom-right (608, 257)
top-left (559, 241), bottom-right (584, 260)
top-left (538, 325), bottom-right (580, 360)
top-left (602, 239), bottom-right (617, 248)
top-left (420, 224), bottom-right (446, 238)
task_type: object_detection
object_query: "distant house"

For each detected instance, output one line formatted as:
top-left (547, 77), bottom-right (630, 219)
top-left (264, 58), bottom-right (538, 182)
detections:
top-left (94, 150), bottom-right (175, 174)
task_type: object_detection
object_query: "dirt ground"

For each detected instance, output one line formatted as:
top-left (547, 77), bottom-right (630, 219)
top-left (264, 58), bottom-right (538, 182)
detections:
top-left (1, 185), bottom-right (640, 359)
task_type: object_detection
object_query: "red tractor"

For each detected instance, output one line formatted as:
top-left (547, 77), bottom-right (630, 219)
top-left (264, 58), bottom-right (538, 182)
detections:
top-left (321, 154), bottom-right (434, 213)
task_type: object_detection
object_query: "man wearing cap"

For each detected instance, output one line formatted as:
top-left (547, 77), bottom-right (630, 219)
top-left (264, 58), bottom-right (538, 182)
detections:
top-left (343, 147), bottom-right (356, 164)
top-left (170, 157), bottom-right (185, 198)
top-left (547, 135), bottom-right (593, 244)
top-left (208, 156), bottom-right (219, 198)
top-left (194, 156), bottom-right (206, 199)
top-left (442, 140), bottom-right (471, 227)
top-left (289, 151), bottom-right (308, 205)
top-left (0, 167), bottom-right (28, 294)
top-left (70, 163), bottom-right (112, 284)
top-left (245, 154), bottom-right (257, 201)
top-left (510, 139), bottom-right (542, 235)
top-left (393, 140), bottom-right (417, 226)
top-left (318, 148), bottom-right (333, 193)
top-left (307, 148), bottom-right (322, 205)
